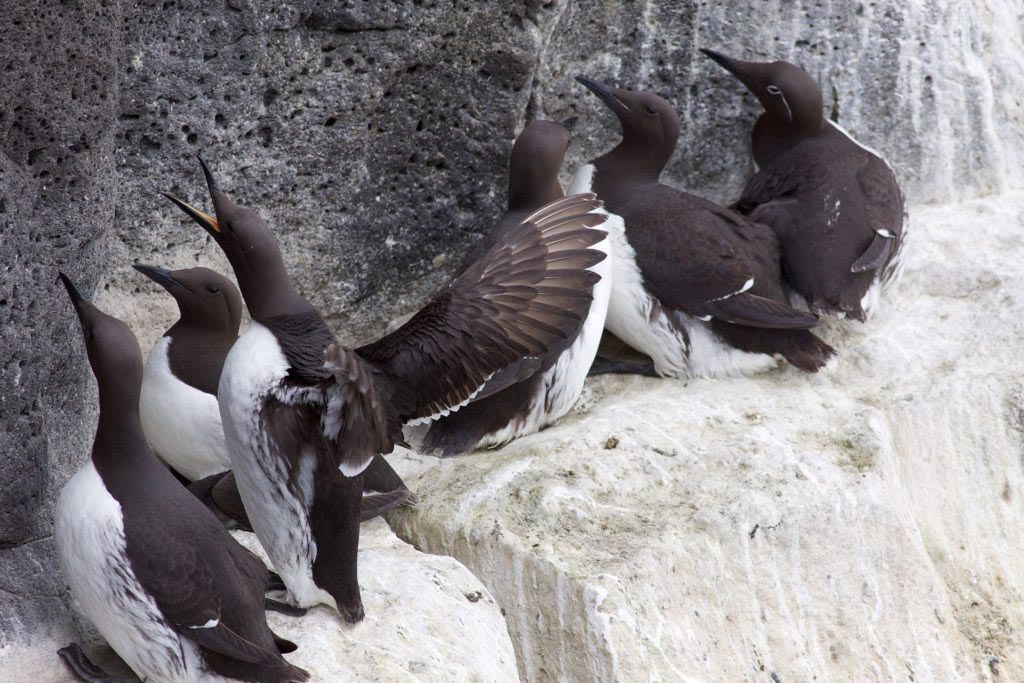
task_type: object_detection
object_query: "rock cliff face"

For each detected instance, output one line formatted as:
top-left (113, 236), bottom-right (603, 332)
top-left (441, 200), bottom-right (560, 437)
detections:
top-left (391, 193), bottom-right (1024, 681)
top-left (2, 0), bottom-right (1023, 681)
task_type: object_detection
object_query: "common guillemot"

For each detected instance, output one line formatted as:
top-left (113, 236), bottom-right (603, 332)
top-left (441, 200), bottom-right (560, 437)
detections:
top-left (702, 49), bottom-right (908, 321)
top-left (575, 76), bottom-right (834, 377)
top-left (53, 273), bottom-right (308, 683)
top-left (163, 156), bottom-right (609, 622)
top-left (420, 120), bottom-right (611, 456)
top-left (134, 263), bottom-right (414, 528)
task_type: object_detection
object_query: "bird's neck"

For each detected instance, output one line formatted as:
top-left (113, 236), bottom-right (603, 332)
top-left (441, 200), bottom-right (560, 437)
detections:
top-left (592, 146), bottom-right (664, 207)
top-left (507, 176), bottom-right (563, 213)
top-left (752, 112), bottom-right (823, 167)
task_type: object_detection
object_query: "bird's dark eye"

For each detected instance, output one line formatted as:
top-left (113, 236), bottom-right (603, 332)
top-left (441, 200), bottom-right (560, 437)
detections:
top-left (644, 105), bottom-right (658, 116)
top-left (206, 286), bottom-right (220, 294)
top-left (766, 85), bottom-right (782, 95)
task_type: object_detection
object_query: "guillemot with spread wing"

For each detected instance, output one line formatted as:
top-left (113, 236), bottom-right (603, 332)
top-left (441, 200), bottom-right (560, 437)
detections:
top-left (164, 156), bottom-right (610, 621)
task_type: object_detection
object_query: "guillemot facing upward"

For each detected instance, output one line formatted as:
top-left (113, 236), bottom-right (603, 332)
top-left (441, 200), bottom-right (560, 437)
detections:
top-left (575, 77), bottom-right (834, 377)
top-left (420, 120), bottom-right (611, 456)
top-left (53, 273), bottom-right (308, 683)
top-left (702, 49), bottom-right (908, 321)
top-left (164, 156), bottom-right (610, 622)
top-left (134, 263), bottom-right (414, 527)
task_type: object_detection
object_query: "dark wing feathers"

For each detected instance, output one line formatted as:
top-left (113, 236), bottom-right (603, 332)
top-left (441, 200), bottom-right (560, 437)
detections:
top-left (322, 343), bottom-right (390, 474)
top-left (851, 232), bottom-right (894, 273)
top-left (131, 540), bottom-right (282, 665)
top-left (852, 157), bottom-right (903, 273)
top-left (358, 193), bottom-right (608, 425)
top-left (705, 292), bottom-right (820, 329)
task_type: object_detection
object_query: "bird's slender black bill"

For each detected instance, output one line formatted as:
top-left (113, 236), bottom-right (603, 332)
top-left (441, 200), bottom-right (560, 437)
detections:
top-left (575, 76), bottom-right (631, 113)
top-left (133, 264), bottom-right (181, 290)
top-left (700, 48), bottom-right (754, 85)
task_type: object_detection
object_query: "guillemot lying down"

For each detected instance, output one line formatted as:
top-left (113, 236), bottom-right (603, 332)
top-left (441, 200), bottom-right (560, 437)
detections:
top-left (133, 264), bottom-right (413, 528)
top-left (54, 273), bottom-right (308, 683)
top-left (420, 120), bottom-right (611, 456)
top-left (702, 49), bottom-right (908, 321)
top-left (164, 156), bottom-right (610, 622)
top-left (575, 77), bottom-right (834, 377)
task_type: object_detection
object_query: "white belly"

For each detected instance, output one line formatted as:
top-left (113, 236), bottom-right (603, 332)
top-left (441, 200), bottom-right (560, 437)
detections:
top-left (141, 337), bottom-right (230, 481)
top-left (476, 204), bottom-right (613, 447)
top-left (574, 164), bottom-right (776, 379)
top-left (55, 462), bottom-right (221, 682)
top-left (217, 322), bottom-right (331, 609)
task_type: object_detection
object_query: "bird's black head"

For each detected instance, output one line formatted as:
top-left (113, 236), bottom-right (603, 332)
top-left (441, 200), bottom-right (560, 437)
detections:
top-left (701, 49), bottom-right (824, 132)
top-left (575, 76), bottom-right (680, 181)
top-left (507, 120), bottom-right (570, 211)
top-left (133, 264), bottom-right (243, 336)
top-left (59, 272), bottom-right (144, 409)
top-left (163, 156), bottom-right (307, 322)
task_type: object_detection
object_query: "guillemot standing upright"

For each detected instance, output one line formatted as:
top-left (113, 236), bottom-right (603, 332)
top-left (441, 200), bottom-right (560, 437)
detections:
top-left (420, 120), bottom-right (612, 456)
top-left (134, 265), bottom-right (240, 482)
top-left (53, 273), bottom-right (308, 683)
top-left (575, 77), bottom-right (834, 377)
top-left (134, 264), bottom-right (414, 525)
top-left (164, 156), bottom-right (610, 622)
top-left (702, 49), bottom-right (908, 320)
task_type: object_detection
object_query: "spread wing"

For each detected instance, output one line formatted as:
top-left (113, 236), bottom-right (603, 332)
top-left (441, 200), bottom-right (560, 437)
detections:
top-left (358, 193), bottom-right (608, 426)
top-left (634, 196), bottom-right (818, 330)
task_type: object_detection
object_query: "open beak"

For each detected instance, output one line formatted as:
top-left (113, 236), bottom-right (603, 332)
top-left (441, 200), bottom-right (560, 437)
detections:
top-left (701, 49), bottom-right (758, 91)
top-left (162, 154), bottom-right (224, 234)
top-left (575, 76), bottom-right (631, 114)
top-left (163, 193), bottom-right (221, 234)
top-left (133, 264), bottom-right (181, 291)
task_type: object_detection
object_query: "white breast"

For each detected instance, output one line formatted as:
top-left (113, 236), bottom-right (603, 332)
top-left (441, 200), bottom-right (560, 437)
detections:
top-left (55, 462), bottom-right (220, 682)
top-left (141, 337), bottom-right (230, 481)
top-left (577, 164), bottom-right (777, 378)
top-left (218, 322), bottom-right (329, 609)
top-left (475, 192), bottom-right (613, 448)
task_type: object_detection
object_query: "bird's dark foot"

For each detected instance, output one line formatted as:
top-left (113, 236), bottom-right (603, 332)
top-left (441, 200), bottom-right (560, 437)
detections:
top-left (267, 570), bottom-right (287, 592)
top-left (57, 643), bottom-right (124, 682)
top-left (587, 358), bottom-right (660, 378)
top-left (338, 602), bottom-right (365, 624)
top-left (265, 597), bottom-right (307, 617)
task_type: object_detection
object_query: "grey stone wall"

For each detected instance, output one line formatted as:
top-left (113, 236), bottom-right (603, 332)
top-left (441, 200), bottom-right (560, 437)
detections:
top-left (2, 0), bottom-right (1021, 669)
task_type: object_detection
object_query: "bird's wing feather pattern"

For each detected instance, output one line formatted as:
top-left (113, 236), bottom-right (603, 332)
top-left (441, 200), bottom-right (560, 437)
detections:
top-left (357, 193), bottom-right (608, 425)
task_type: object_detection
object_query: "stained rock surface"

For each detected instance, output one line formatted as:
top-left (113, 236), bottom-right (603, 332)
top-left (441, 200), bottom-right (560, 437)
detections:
top-left (10, 521), bottom-right (517, 682)
top-left (389, 194), bottom-right (1024, 681)
top-left (3, 0), bottom-right (1024, 680)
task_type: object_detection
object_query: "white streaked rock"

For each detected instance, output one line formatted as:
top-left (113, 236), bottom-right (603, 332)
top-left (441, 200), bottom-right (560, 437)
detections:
top-left (389, 193), bottom-right (1024, 681)
top-left (35, 520), bottom-right (518, 682)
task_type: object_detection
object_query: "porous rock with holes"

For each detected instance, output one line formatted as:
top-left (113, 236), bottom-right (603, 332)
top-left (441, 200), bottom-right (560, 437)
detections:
top-left (4, 0), bottom-right (1024, 681)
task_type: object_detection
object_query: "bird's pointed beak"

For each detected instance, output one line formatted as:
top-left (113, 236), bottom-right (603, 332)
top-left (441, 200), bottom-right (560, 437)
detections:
top-left (575, 76), bottom-right (631, 114)
top-left (162, 155), bottom-right (226, 235)
top-left (133, 264), bottom-right (181, 291)
top-left (57, 272), bottom-right (90, 326)
top-left (162, 192), bottom-right (221, 234)
top-left (701, 48), bottom-right (758, 91)
top-left (197, 153), bottom-right (220, 195)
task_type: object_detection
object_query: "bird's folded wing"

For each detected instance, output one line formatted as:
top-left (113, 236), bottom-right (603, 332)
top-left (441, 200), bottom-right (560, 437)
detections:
top-left (131, 540), bottom-right (281, 664)
top-left (357, 193), bottom-right (609, 426)
top-left (853, 158), bottom-right (904, 273)
top-left (704, 291), bottom-right (820, 329)
top-left (636, 209), bottom-right (818, 329)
